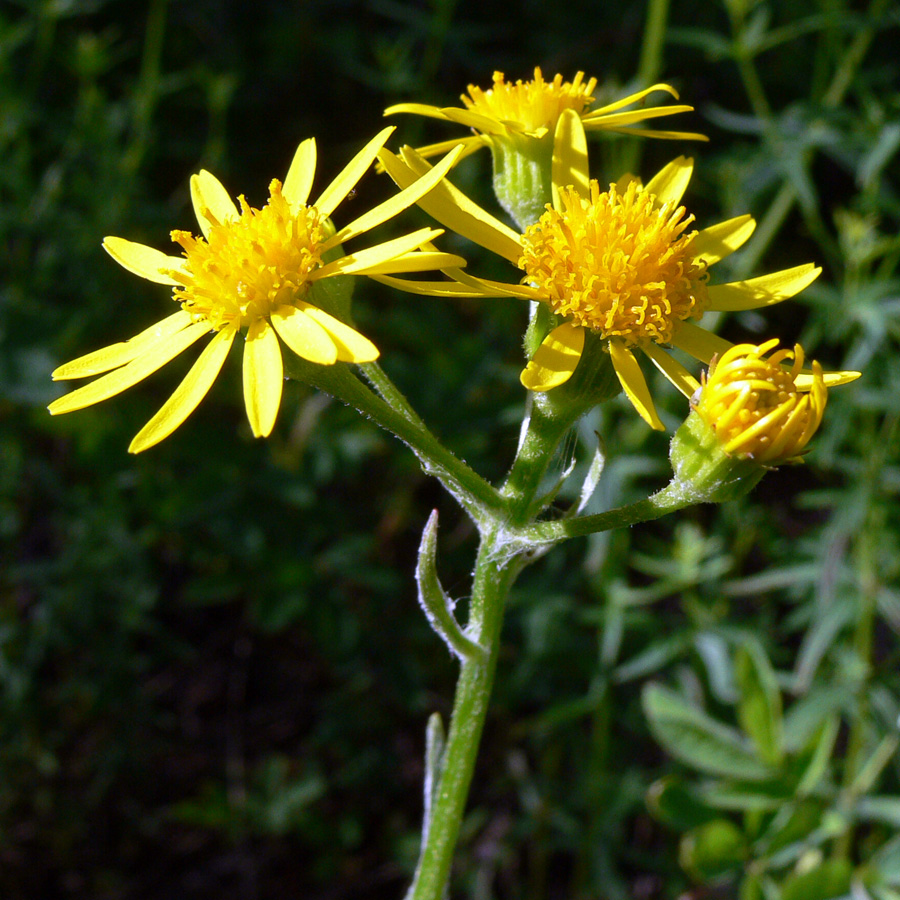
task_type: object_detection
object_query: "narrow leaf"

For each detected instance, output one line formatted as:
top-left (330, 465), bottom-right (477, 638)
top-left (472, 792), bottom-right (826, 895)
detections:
top-left (735, 643), bottom-right (784, 767)
top-left (415, 511), bottom-right (484, 662)
top-left (642, 684), bottom-right (775, 781)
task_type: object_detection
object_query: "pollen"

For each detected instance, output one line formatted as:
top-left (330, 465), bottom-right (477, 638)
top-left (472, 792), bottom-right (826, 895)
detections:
top-left (169, 179), bottom-right (325, 331)
top-left (462, 68), bottom-right (597, 134)
top-left (519, 180), bottom-right (709, 346)
top-left (694, 340), bottom-right (827, 464)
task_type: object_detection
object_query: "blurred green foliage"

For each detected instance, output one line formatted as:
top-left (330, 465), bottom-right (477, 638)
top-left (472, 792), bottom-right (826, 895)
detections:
top-left (2, 0), bottom-right (899, 897)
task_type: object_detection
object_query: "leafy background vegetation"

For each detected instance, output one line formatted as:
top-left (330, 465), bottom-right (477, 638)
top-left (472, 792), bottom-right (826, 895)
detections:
top-left (3, 0), bottom-right (899, 897)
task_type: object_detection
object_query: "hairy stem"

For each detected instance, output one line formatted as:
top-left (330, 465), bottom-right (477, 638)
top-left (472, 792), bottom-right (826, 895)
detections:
top-left (406, 529), bottom-right (517, 900)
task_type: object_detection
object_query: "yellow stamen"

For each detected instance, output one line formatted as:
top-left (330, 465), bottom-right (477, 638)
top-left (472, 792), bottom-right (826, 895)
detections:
top-left (170, 179), bottom-right (325, 332)
top-left (462, 68), bottom-right (597, 134)
top-left (519, 180), bottom-right (709, 346)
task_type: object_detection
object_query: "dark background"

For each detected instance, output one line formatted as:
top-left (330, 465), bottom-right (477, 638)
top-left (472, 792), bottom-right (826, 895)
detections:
top-left (2, 0), bottom-right (899, 897)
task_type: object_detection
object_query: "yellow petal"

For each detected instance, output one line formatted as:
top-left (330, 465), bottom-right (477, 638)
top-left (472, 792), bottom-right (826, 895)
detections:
top-left (438, 107), bottom-right (511, 134)
top-left (552, 109), bottom-right (589, 206)
top-left (671, 321), bottom-right (733, 364)
top-left (302, 306), bottom-right (379, 363)
top-left (707, 264), bottom-right (821, 311)
top-left (369, 274), bottom-right (512, 297)
top-left (797, 369), bottom-right (861, 389)
top-left (595, 126), bottom-right (708, 141)
top-left (328, 143), bottom-right (464, 246)
top-left (520, 322), bottom-right (584, 391)
top-left (270, 305), bottom-right (338, 365)
top-left (313, 126), bottom-right (395, 218)
top-left (344, 249), bottom-right (467, 276)
top-left (48, 321), bottom-right (210, 415)
top-left (52, 311), bottom-right (193, 380)
top-left (441, 267), bottom-right (539, 299)
top-left (190, 170), bottom-right (238, 237)
top-left (641, 342), bottom-right (701, 399)
top-left (390, 135), bottom-right (483, 163)
top-left (242, 318), bottom-right (284, 438)
top-left (690, 215), bottom-right (756, 266)
top-left (644, 156), bottom-right (693, 208)
top-left (583, 105), bottom-right (695, 127)
top-left (128, 324), bottom-right (237, 453)
top-left (102, 237), bottom-right (186, 286)
top-left (380, 147), bottom-right (523, 263)
top-left (315, 227), bottom-right (444, 278)
top-left (588, 83), bottom-right (679, 116)
top-left (609, 340), bottom-right (664, 430)
top-left (383, 102), bottom-right (452, 120)
top-left (282, 138), bottom-right (317, 211)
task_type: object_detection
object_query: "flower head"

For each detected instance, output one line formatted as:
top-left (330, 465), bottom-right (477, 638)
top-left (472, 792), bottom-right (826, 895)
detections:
top-left (692, 340), bottom-right (828, 465)
top-left (384, 68), bottom-right (707, 164)
top-left (48, 128), bottom-right (465, 452)
top-left (519, 179), bottom-right (710, 346)
top-left (378, 138), bottom-right (858, 429)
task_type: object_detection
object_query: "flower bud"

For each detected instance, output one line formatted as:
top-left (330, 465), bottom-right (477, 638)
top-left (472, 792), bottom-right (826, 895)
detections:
top-left (693, 339), bottom-right (827, 465)
top-left (669, 340), bottom-right (833, 502)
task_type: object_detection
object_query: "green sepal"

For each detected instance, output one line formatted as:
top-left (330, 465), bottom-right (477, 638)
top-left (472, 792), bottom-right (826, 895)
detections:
top-left (486, 131), bottom-right (555, 230)
top-left (669, 411), bottom-right (766, 504)
top-left (523, 301), bottom-right (558, 360)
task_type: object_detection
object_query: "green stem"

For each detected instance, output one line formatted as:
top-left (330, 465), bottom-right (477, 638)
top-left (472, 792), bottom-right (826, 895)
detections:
top-left (501, 391), bottom-right (585, 524)
top-left (822, 0), bottom-right (891, 109)
top-left (518, 479), bottom-right (696, 544)
top-left (833, 527), bottom-right (877, 860)
top-left (360, 360), bottom-right (434, 433)
top-left (123, 0), bottom-right (168, 174)
top-left (286, 360), bottom-right (503, 520)
top-left (638, 0), bottom-right (672, 88)
top-left (406, 528), bottom-right (517, 900)
top-left (732, 180), bottom-right (796, 280)
top-left (833, 415), bottom-right (895, 859)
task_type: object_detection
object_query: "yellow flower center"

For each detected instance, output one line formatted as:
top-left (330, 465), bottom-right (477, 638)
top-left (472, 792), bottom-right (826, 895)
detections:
top-left (519, 180), bottom-right (709, 346)
top-left (462, 68), bottom-right (597, 134)
top-left (695, 340), bottom-right (826, 463)
top-left (169, 179), bottom-right (325, 331)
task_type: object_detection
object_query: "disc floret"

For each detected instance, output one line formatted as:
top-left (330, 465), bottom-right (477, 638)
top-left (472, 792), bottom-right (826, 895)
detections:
top-left (171, 180), bottom-right (325, 332)
top-left (463, 69), bottom-right (597, 135)
top-left (519, 180), bottom-right (710, 347)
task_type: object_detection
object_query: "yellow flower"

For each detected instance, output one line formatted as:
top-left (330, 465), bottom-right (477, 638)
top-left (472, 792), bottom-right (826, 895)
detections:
top-left (377, 121), bottom-right (858, 429)
top-left (384, 67), bottom-right (707, 163)
top-left (692, 340), bottom-right (830, 465)
top-left (48, 128), bottom-right (465, 453)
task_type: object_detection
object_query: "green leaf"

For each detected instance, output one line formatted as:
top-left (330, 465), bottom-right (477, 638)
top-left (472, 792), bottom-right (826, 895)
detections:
top-left (794, 716), bottom-right (840, 795)
top-left (783, 684), bottom-right (852, 753)
top-left (780, 858), bottom-right (852, 900)
top-left (643, 684), bottom-right (775, 781)
top-left (646, 776), bottom-right (720, 831)
top-left (735, 643), bottom-right (784, 766)
top-left (739, 872), bottom-right (766, 900)
top-left (679, 818), bottom-right (747, 882)
top-left (699, 779), bottom-right (792, 813)
top-left (870, 833), bottom-right (900, 887)
top-left (858, 796), bottom-right (900, 829)
top-left (756, 799), bottom-right (823, 859)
